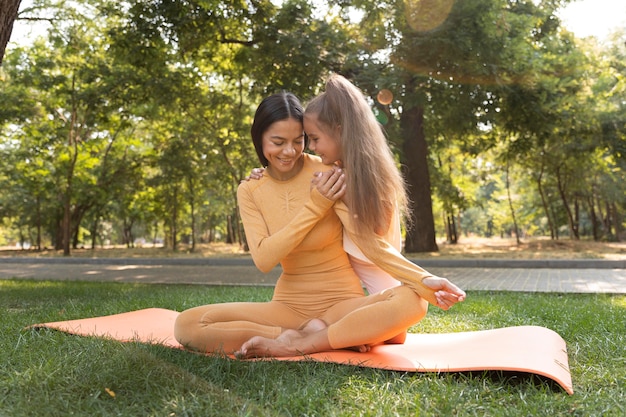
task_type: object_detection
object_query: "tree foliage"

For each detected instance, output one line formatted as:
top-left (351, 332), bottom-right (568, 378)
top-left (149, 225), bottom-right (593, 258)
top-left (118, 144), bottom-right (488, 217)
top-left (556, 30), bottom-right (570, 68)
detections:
top-left (1, 0), bottom-right (625, 253)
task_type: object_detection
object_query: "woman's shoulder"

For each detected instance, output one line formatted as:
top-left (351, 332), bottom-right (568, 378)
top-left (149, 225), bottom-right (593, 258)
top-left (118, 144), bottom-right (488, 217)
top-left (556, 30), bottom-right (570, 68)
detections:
top-left (237, 173), bottom-right (267, 196)
top-left (303, 153), bottom-right (332, 171)
top-left (303, 152), bottom-right (322, 165)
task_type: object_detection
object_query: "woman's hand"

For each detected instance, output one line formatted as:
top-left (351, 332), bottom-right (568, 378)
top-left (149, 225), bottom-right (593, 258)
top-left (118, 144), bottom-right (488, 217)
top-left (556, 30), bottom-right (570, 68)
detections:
top-left (311, 168), bottom-right (346, 201)
top-left (421, 276), bottom-right (467, 310)
top-left (240, 167), bottom-right (265, 183)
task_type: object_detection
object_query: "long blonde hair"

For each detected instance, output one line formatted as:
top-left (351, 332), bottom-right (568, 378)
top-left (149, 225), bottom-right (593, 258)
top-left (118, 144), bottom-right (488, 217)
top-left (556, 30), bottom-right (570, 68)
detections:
top-left (306, 74), bottom-right (410, 237)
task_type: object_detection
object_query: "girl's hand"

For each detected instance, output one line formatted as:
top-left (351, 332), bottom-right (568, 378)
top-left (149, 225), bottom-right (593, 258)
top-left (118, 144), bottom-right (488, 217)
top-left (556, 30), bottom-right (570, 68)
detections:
top-left (311, 168), bottom-right (346, 201)
top-left (421, 276), bottom-right (467, 310)
top-left (241, 167), bottom-right (265, 183)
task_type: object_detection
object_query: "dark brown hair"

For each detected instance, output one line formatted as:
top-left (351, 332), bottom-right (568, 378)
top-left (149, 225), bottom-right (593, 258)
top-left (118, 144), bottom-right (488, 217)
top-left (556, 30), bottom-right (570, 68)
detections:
top-left (251, 92), bottom-right (305, 166)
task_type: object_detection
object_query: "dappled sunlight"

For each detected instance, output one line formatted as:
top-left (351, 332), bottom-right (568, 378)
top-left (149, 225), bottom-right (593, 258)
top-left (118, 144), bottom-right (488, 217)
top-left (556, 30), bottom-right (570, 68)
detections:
top-left (6, 237), bottom-right (626, 260)
top-left (0, 242), bottom-right (249, 259)
top-left (609, 295), bottom-right (626, 309)
top-left (411, 237), bottom-right (626, 260)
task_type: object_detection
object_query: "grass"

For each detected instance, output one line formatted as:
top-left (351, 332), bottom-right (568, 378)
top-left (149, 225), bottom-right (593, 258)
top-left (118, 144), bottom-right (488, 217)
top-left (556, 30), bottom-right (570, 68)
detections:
top-left (1, 279), bottom-right (625, 416)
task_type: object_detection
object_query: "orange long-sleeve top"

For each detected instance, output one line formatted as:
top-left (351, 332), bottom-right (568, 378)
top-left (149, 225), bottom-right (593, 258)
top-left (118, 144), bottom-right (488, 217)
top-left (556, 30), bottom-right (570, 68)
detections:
top-left (237, 153), bottom-right (351, 277)
top-left (237, 153), bottom-right (438, 306)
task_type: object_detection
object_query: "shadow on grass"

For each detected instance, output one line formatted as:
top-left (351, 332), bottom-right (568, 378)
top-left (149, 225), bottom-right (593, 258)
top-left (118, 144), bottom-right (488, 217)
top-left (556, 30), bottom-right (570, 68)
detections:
top-left (452, 370), bottom-right (566, 394)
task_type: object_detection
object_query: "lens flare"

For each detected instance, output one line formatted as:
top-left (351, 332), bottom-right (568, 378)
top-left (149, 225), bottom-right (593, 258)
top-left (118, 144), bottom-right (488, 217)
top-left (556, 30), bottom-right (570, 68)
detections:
top-left (377, 89), bottom-right (394, 105)
top-left (404, 0), bottom-right (454, 32)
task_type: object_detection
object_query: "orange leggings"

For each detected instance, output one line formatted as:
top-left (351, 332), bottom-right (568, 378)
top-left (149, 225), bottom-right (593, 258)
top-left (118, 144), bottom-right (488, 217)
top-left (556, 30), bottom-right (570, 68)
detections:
top-left (174, 285), bottom-right (427, 354)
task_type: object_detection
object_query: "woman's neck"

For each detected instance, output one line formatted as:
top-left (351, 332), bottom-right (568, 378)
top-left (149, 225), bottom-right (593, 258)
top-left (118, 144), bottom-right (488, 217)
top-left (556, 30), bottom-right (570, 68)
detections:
top-left (266, 156), bottom-right (305, 181)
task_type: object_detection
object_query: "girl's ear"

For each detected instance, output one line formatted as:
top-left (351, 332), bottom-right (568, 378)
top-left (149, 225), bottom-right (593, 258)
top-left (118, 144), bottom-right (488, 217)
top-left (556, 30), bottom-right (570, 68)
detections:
top-left (334, 124), bottom-right (342, 138)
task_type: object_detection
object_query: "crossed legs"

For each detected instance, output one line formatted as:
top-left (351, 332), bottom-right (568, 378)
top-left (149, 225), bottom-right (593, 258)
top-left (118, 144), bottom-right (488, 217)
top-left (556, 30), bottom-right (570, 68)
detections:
top-left (238, 286), bottom-right (427, 358)
top-left (174, 301), bottom-right (307, 354)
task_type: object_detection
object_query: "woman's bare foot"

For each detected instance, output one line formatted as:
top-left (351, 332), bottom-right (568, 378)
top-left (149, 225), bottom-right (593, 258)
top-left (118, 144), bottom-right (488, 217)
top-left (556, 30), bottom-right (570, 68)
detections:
top-left (236, 327), bottom-right (321, 358)
top-left (235, 319), bottom-right (329, 358)
top-left (235, 318), bottom-right (371, 358)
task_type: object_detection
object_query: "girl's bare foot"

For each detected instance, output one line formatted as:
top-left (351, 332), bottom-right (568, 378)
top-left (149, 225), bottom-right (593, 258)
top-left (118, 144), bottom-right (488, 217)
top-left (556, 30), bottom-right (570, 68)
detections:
top-left (300, 318), bottom-right (327, 332)
top-left (346, 344), bottom-right (371, 353)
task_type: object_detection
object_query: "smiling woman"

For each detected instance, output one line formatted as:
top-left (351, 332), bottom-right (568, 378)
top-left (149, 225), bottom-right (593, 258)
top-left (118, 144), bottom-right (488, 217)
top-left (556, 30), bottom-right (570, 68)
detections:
top-left (261, 119), bottom-right (306, 181)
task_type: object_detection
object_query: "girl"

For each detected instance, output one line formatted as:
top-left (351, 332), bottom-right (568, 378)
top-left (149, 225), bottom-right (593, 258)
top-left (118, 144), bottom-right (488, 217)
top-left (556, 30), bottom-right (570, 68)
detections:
top-left (303, 74), bottom-right (463, 309)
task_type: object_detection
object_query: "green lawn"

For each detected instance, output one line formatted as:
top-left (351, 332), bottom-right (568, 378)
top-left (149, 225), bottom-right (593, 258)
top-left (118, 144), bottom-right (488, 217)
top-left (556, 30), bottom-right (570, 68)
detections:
top-left (1, 279), bottom-right (624, 416)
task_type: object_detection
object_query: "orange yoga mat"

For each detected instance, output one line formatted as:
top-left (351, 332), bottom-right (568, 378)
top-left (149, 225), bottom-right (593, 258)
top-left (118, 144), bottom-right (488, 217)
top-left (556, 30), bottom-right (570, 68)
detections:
top-left (32, 308), bottom-right (573, 395)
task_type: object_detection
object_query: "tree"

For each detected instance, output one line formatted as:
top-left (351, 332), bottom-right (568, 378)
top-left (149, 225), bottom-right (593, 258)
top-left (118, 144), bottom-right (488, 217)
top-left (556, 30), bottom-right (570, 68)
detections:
top-left (0, 0), bottom-right (21, 65)
top-left (1, 2), bottom-right (153, 253)
top-left (335, 0), bottom-right (571, 250)
top-left (3, 0), bottom-right (623, 250)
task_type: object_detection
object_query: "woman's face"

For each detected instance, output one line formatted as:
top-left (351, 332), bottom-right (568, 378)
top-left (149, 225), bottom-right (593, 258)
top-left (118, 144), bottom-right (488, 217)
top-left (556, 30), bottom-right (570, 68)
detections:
top-left (262, 118), bottom-right (305, 180)
top-left (304, 113), bottom-right (341, 166)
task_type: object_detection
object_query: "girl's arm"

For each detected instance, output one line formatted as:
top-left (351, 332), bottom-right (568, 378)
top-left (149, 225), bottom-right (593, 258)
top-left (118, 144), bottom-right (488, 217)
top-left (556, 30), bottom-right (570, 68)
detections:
top-left (334, 201), bottom-right (465, 309)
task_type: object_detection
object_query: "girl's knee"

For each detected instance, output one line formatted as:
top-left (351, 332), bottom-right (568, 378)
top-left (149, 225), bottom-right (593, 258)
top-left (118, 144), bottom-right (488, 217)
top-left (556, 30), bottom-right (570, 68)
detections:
top-left (399, 285), bottom-right (428, 319)
top-left (383, 285), bottom-right (428, 323)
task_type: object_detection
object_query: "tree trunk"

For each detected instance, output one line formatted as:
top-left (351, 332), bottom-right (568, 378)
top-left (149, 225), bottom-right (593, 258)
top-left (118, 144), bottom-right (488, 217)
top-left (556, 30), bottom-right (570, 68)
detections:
top-left (536, 166), bottom-right (555, 240)
top-left (35, 194), bottom-right (42, 250)
top-left (226, 214), bottom-right (235, 244)
top-left (587, 195), bottom-right (599, 241)
top-left (505, 160), bottom-right (521, 245)
top-left (171, 187), bottom-right (178, 250)
top-left (598, 199), bottom-right (607, 236)
top-left (0, 0), bottom-right (21, 66)
top-left (550, 205), bottom-right (560, 240)
top-left (90, 217), bottom-right (99, 249)
top-left (574, 198), bottom-right (580, 238)
top-left (555, 165), bottom-right (579, 239)
top-left (445, 213), bottom-right (457, 244)
top-left (190, 201), bottom-right (196, 252)
top-left (62, 75), bottom-right (83, 256)
top-left (400, 104), bottom-right (438, 253)
top-left (188, 177), bottom-right (196, 252)
top-left (611, 202), bottom-right (621, 242)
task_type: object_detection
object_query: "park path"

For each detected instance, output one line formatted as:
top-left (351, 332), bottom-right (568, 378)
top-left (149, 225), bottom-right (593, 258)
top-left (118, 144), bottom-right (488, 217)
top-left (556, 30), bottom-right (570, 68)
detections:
top-left (1, 257), bottom-right (625, 294)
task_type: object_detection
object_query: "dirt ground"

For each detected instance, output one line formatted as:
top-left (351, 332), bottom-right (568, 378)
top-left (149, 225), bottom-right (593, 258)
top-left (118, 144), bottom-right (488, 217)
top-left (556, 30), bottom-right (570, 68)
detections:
top-left (3, 237), bottom-right (626, 260)
top-left (420, 237), bottom-right (626, 260)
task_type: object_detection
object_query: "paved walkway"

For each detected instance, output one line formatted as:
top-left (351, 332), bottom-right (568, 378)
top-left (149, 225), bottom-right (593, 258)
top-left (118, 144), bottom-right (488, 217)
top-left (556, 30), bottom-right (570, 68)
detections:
top-left (2, 257), bottom-right (626, 294)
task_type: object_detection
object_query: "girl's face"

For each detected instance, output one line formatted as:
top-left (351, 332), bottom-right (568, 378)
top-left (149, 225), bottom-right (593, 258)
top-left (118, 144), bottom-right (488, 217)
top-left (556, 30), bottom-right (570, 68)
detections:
top-left (304, 114), bottom-right (342, 166)
top-left (262, 118), bottom-right (305, 180)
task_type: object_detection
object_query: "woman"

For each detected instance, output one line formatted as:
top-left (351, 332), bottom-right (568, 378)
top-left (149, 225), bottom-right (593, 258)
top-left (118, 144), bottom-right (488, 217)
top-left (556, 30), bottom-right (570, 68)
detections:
top-left (175, 91), bottom-right (462, 358)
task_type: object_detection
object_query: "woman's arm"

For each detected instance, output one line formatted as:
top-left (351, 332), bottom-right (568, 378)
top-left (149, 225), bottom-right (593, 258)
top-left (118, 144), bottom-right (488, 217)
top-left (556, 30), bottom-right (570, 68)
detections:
top-left (237, 169), bottom-right (345, 272)
top-left (237, 184), bottom-right (334, 272)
